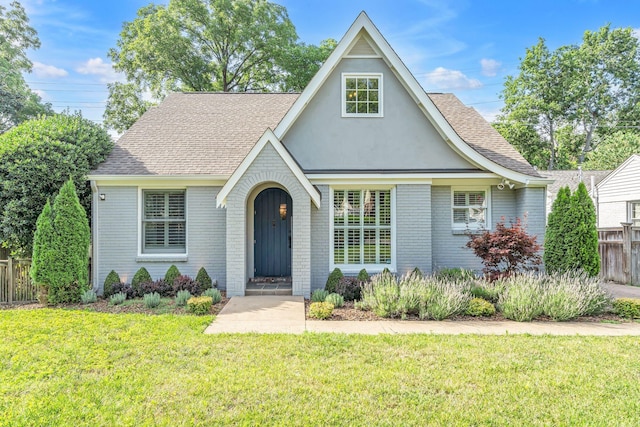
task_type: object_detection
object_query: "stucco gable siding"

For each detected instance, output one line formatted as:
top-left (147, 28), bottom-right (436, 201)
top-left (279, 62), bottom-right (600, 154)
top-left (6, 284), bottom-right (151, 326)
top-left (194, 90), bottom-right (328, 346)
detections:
top-left (282, 58), bottom-right (477, 172)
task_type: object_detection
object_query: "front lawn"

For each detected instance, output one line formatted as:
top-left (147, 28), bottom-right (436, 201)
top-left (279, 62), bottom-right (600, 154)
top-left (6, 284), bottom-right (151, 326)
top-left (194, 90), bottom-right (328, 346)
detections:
top-left (1, 310), bottom-right (639, 426)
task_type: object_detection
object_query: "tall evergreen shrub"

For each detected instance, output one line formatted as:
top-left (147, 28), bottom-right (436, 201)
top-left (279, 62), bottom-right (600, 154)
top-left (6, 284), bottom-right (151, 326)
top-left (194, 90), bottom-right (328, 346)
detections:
top-left (543, 186), bottom-right (571, 273)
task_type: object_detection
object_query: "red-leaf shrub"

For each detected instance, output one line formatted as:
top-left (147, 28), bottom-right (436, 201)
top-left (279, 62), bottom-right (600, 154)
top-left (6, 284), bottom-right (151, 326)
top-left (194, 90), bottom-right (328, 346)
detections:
top-left (466, 216), bottom-right (541, 280)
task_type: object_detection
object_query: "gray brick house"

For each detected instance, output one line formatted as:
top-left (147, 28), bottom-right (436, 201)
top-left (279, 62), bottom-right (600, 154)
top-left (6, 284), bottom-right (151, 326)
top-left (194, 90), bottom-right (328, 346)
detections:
top-left (88, 12), bottom-right (551, 297)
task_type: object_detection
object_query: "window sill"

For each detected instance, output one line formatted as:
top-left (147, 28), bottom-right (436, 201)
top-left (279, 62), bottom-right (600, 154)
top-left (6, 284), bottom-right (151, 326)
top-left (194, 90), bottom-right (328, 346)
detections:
top-left (452, 229), bottom-right (485, 235)
top-left (136, 255), bottom-right (188, 263)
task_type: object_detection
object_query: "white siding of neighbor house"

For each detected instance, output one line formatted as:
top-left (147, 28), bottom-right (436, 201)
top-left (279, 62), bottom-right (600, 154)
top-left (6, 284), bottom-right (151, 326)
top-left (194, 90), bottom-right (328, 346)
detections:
top-left (94, 185), bottom-right (226, 294)
top-left (597, 156), bottom-right (640, 227)
top-left (282, 57), bottom-right (477, 172)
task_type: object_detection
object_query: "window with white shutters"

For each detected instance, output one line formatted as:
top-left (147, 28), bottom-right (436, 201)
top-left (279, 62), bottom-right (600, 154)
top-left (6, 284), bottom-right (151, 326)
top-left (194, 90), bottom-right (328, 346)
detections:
top-left (452, 188), bottom-right (489, 230)
top-left (332, 189), bottom-right (392, 268)
top-left (142, 190), bottom-right (186, 253)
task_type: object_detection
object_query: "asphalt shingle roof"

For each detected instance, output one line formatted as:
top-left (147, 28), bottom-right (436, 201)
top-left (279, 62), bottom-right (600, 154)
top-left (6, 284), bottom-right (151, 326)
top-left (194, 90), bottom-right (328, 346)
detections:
top-left (92, 92), bottom-right (541, 178)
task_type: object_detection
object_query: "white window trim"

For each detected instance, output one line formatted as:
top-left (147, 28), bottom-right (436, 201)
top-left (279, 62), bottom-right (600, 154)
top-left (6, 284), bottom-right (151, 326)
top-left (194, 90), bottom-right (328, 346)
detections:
top-left (137, 187), bottom-right (188, 260)
top-left (341, 72), bottom-right (383, 118)
top-left (629, 201), bottom-right (640, 226)
top-left (451, 186), bottom-right (491, 232)
top-left (329, 186), bottom-right (396, 274)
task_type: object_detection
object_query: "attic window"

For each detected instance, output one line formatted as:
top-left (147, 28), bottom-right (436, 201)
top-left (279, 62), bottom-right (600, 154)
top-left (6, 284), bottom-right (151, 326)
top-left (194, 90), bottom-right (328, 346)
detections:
top-left (342, 73), bottom-right (383, 117)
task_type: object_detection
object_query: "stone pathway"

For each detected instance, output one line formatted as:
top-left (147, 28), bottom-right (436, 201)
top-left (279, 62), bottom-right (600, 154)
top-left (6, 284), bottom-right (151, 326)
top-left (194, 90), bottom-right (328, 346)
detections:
top-left (205, 294), bottom-right (640, 336)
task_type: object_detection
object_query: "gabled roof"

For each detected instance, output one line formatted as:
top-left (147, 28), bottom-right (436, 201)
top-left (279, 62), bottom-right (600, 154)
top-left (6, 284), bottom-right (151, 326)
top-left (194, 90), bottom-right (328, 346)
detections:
top-left (595, 154), bottom-right (640, 190)
top-left (91, 92), bottom-right (299, 176)
top-left (216, 129), bottom-right (321, 208)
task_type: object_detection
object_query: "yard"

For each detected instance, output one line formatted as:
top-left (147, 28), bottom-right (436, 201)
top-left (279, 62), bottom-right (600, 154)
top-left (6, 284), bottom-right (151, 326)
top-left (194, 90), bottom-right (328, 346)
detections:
top-left (1, 309), bottom-right (640, 426)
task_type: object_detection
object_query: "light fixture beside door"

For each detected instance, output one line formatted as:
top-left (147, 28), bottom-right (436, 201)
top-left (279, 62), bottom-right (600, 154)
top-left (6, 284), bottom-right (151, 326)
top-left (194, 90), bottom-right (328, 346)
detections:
top-left (279, 203), bottom-right (287, 220)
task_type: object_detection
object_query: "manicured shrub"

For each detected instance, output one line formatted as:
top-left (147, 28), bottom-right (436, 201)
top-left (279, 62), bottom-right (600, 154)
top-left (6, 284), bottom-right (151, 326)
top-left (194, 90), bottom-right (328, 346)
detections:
top-left (195, 267), bottom-right (214, 290)
top-left (335, 276), bottom-right (362, 301)
top-left (80, 289), bottom-right (97, 304)
top-left (497, 274), bottom-right (544, 322)
top-left (173, 275), bottom-right (201, 296)
top-left (143, 292), bottom-right (162, 308)
top-left (325, 268), bottom-right (343, 293)
top-left (357, 268), bottom-right (369, 282)
top-left (470, 281), bottom-right (505, 303)
top-left (311, 289), bottom-right (329, 302)
top-left (187, 296), bottom-right (213, 315)
top-left (31, 180), bottom-right (91, 304)
top-left (131, 267), bottom-right (152, 296)
top-left (109, 292), bottom-right (126, 305)
top-left (110, 282), bottom-right (135, 299)
top-left (103, 270), bottom-right (120, 297)
top-left (466, 298), bottom-right (495, 317)
top-left (175, 290), bottom-right (192, 307)
top-left (466, 216), bottom-right (542, 279)
top-left (612, 298), bottom-right (640, 319)
top-left (544, 186), bottom-right (571, 274)
top-left (139, 279), bottom-right (173, 297)
top-left (164, 265), bottom-right (181, 284)
top-left (325, 293), bottom-right (344, 308)
top-left (203, 288), bottom-right (222, 304)
top-left (309, 302), bottom-right (334, 319)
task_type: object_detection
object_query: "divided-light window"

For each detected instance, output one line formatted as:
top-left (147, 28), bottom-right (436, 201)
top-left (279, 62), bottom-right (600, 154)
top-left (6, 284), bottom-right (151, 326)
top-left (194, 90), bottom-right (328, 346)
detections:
top-left (631, 202), bottom-right (640, 226)
top-left (142, 190), bottom-right (186, 254)
top-left (452, 189), bottom-right (488, 230)
top-left (333, 189), bottom-right (392, 267)
top-left (342, 73), bottom-right (382, 117)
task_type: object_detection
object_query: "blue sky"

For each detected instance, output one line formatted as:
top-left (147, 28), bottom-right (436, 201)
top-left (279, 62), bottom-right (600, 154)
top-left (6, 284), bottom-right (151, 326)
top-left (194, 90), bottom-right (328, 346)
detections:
top-left (4, 0), bottom-right (640, 129)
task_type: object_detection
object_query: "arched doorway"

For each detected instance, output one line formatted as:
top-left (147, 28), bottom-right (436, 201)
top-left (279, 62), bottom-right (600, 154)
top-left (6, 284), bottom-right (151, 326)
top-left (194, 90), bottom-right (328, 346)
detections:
top-left (253, 188), bottom-right (292, 277)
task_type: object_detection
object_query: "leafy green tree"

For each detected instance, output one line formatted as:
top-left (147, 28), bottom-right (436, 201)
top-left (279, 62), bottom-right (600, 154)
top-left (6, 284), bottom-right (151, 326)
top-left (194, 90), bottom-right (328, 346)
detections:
top-left (583, 131), bottom-right (640, 170)
top-left (105, 0), bottom-right (335, 132)
top-left (31, 180), bottom-right (91, 304)
top-left (543, 186), bottom-right (571, 272)
top-left (0, 1), bottom-right (52, 133)
top-left (0, 113), bottom-right (113, 256)
top-left (566, 182), bottom-right (600, 276)
top-left (496, 26), bottom-right (640, 169)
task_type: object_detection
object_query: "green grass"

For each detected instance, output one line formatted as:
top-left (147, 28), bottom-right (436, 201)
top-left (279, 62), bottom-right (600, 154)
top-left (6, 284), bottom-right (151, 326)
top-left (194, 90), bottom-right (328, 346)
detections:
top-left (2, 310), bottom-right (640, 426)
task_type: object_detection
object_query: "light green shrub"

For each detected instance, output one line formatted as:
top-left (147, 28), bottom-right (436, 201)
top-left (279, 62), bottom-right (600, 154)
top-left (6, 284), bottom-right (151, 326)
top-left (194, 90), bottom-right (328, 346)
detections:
top-left (325, 268), bottom-right (343, 293)
top-left (613, 298), bottom-right (640, 319)
top-left (497, 274), bottom-right (544, 322)
top-left (311, 289), bottom-right (329, 302)
top-left (109, 292), bottom-right (126, 305)
top-left (164, 265), bottom-right (181, 284)
top-left (466, 298), bottom-right (496, 317)
top-left (195, 267), bottom-right (214, 290)
top-left (203, 288), bottom-right (222, 304)
top-left (309, 302), bottom-right (334, 319)
top-left (143, 292), bottom-right (161, 308)
top-left (131, 267), bottom-right (152, 295)
top-left (325, 293), bottom-right (344, 308)
top-left (357, 268), bottom-right (369, 282)
top-left (80, 289), bottom-right (97, 304)
top-left (175, 290), bottom-right (192, 307)
top-left (187, 296), bottom-right (213, 315)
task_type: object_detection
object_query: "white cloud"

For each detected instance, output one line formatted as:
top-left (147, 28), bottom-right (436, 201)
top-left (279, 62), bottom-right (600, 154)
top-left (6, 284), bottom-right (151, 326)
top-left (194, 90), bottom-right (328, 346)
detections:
top-left (480, 58), bottom-right (501, 77)
top-left (76, 57), bottom-right (122, 83)
top-left (32, 61), bottom-right (68, 78)
top-left (425, 67), bottom-right (482, 90)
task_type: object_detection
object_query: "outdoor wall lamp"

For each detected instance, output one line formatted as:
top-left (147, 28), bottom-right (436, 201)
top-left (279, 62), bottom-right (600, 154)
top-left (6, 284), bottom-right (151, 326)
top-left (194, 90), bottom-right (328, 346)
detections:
top-left (279, 203), bottom-right (287, 220)
top-left (99, 194), bottom-right (106, 201)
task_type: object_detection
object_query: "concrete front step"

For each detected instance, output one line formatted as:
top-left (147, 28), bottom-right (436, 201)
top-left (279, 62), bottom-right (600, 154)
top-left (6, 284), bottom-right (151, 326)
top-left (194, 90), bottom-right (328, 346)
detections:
top-left (246, 279), bottom-right (292, 296)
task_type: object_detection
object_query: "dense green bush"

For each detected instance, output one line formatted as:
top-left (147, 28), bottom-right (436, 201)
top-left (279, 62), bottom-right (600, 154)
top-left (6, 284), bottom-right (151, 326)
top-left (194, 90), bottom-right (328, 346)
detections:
top-left (195, 267), bottom-right (214, 290)
top-left (164, 265), bottom-right (181, 284)
top-left (131, 267), bottom-right (152, 295)
top-left (613, 298), bottom-right (640, 319)
top-left (325, 268), bottom-right (343, 293)
top-left (187, 296), bottom-right (212, 315)
top-left (203, 288), bottom-right (222, 304)
top-left (103, 270), bottom-right (121, 297)
top-left (80, 289), bottom-right (97, 304)
top-left (175, 290), bottom-right (192, 307)
top-left (0, 113), bottom-right (113, 256)
top-left (357, 268), bottom-right (369, 282)
top-left (470, 281), bottom-right (505, 303)
top-left (309, 302), bottom-right (334, 319)
top-left (325, 293), bottom-right (344, 308)
top-left (109, 292), bottom-right (126, 305)
top-left (435, 267), bottom-right (474, 281)
top-left (143, 292), bottom-right (162, 308)
top-left (466, 298), bottom-right (495, 317)
top-left (311, 289), bottom-right (328, 302)
top-left (30, 180), bottom-right (90, 304)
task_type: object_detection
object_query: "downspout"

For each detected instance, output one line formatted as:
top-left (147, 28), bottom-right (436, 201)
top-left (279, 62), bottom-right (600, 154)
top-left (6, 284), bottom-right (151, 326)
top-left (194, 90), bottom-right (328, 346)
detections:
top-left (90, 180), bottom-right (99, 293)
top-left (591, 175), bottom-right (600, 228)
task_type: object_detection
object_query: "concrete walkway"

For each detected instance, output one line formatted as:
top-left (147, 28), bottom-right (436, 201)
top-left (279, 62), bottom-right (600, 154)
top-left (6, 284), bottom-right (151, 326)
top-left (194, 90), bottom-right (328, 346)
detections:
top-left (205, 295), bottom-right (640, 336)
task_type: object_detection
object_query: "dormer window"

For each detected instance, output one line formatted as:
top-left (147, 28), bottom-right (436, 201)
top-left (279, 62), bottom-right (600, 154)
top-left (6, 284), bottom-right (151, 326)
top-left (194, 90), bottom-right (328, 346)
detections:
top-left (342, 73), bottom-right (383, 117)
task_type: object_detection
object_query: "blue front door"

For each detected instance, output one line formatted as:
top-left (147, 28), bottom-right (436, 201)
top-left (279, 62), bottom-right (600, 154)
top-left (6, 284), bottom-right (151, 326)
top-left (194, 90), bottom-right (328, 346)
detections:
top-left (254, 188), bottom-right (292, 277)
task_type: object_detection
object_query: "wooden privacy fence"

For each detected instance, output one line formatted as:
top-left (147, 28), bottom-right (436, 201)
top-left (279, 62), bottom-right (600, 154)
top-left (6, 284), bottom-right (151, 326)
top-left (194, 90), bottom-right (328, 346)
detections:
top-left (598, 223), bottom-right (640, 285)
top-left (0, 258), bottom-right (37, 304)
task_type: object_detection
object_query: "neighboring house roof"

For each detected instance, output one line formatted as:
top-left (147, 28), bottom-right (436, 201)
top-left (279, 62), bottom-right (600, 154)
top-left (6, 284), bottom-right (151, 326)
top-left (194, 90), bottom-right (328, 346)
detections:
top-left (427, 93), bottom-right (540, 177)
top-left (540, 169), bottom-right (611, 214)
top-left (595, 154), bottom-right (640, 191)
top-left (91, 92), bottom-right (299, 176)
